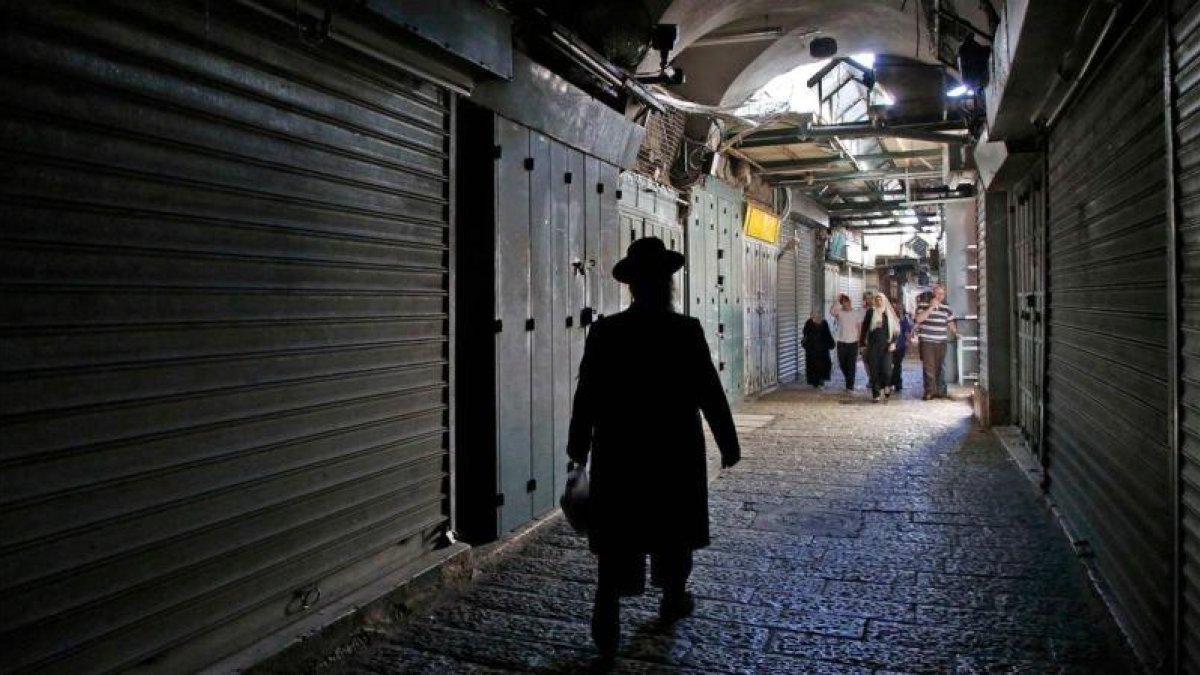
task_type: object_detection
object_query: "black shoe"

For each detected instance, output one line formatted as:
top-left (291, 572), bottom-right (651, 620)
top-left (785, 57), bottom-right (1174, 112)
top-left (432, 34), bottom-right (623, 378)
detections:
top-left (592, 600), bottom-right (619, 657)
top-left (922, 394), bottom-right (933, 401)
top-left (659, 591), bottom-right (695, 624)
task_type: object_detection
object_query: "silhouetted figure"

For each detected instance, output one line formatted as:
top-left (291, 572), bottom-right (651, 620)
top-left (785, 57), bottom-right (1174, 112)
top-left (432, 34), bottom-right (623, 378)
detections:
top-left (801, 311), bottom-right (835, 387)
top-left (860, 292), bottom-right (900, 402)
top-left (566, 237), bottom-right (741, 662)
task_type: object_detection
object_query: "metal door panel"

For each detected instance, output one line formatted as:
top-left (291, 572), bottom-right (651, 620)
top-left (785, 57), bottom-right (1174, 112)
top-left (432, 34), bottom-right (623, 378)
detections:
top-left (494, 118), bottom-right (533, 534)
top-left (568, 149), bottom-right (587, 401)
top-left (550, 140), bottom-right (573, 503)
top-left (529, 133), bottom-right (555, 517)
top-left (599, 162), bottom-right (621, 318)
top-left (584, 156), bottom-right (602, 325)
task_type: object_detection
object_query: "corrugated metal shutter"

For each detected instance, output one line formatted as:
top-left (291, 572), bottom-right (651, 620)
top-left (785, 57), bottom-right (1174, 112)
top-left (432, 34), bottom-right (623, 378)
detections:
top-left (1045, 6), bottom-right (1171, 664)
top-left (0, 3), bottom-right (451, 673)
top-left (1172, 1), bottom-right (1200, 669)
top-left (778, 220), bottom-right (799, 383)
top-left (795, 226), bottom-right (815, 383)
top-left (979, 183), bottom-right (988, 389)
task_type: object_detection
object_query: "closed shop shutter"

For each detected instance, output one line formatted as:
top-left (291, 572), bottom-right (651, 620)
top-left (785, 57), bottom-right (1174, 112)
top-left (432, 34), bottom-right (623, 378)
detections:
top-left (778, 220), bottom-right (799, 383)
top-left (0, 3), bottom-right (452, 673)
top-left (977, 185), bottom-right (989, 391)
top-left (1172, 1), bottom-right (1200, 669)
top-left (1045, 6), bottom-right (1171, 664)
top-left (848, 272), bottom-right (865, 308)
top-left (794, 225), bottom-right (816, 383)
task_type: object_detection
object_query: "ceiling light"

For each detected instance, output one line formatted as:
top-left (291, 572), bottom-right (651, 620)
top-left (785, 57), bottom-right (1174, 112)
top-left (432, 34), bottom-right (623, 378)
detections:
top-left (899, 216), bottom-right (920, 225)
top-left (947, 85), bottom-right (972, 97)
top-left (693, 27), bottom-right (784, 47)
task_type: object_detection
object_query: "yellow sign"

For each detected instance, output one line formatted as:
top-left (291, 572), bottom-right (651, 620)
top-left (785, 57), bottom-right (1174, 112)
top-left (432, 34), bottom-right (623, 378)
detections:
top-left (743, 204), bottom-right (781, 244)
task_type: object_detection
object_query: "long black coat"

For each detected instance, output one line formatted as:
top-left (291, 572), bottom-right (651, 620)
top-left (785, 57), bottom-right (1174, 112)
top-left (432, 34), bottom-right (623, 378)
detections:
top-left (567, 304), bottom-right (740, 555)
top-left (801, 319), bottom-right (835, 385)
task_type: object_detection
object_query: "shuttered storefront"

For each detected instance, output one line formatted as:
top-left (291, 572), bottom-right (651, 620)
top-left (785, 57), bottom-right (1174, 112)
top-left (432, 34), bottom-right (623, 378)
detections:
top-left (1171, 1), bottom-right (1200, 668)
top-left (778, 220), bottom-right (800, 383)
top-left (794, 224), bottom-right (816, 384)
top-left (1045, 6), bottom-right (1172, 663)
top-left (1, 3), bottom-right (452, 673)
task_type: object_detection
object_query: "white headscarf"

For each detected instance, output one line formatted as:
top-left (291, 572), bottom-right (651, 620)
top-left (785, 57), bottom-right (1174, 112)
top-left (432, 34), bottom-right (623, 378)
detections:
top-left (869, 293), bottom-right (900, 340)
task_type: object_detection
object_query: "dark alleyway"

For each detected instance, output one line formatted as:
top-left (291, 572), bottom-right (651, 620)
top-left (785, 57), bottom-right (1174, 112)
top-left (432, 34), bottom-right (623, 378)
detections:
top-left (324, 363), bottom-right (1135, 674)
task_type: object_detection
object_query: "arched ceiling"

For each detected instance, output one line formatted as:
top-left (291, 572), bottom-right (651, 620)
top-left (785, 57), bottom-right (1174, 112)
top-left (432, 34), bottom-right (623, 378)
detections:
top-left (637, 0), bottom-right (991, 106)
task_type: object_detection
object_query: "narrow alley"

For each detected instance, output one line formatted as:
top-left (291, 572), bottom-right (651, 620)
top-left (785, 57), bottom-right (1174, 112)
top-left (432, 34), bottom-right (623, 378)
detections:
top-left (323, 365), bottom-right (1133, 674)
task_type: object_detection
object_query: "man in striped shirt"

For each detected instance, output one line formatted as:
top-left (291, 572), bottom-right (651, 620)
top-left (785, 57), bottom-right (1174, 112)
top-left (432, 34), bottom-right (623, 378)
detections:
top-left (914, 285), bottom-right (957, 400)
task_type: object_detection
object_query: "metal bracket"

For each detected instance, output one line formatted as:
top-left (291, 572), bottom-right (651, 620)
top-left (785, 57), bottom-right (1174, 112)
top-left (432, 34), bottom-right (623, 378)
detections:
top-left (526, 479), bottom-right (537, 493)
top-left (565, 316), bottom-right (574, 328)
top-left (564, 171), bottom-right (573, 184)
top-left (615, 189), bottom-right (623, 199)
top-left (525, 317), bottom-right (535, 331)
top-left (596, 183), bottom-right (605, 194)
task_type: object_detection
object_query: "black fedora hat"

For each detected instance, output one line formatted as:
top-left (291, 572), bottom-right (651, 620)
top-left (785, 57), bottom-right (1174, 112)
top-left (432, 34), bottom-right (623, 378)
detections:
top-left (612, 236), bottom-right (685, 283)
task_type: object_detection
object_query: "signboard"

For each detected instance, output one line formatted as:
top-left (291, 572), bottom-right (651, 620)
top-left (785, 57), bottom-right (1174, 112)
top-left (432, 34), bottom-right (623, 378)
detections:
top-left (743, 204), bottom-right (781, 244)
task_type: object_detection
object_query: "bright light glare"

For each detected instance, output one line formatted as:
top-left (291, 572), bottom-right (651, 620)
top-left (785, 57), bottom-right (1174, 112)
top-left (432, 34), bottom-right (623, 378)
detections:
top-left (899, 216), bottom-right (920, 225)
top-left (947, 85), bottom-right (972, 97)
top-left (850, 53), bottom-right (875, 68)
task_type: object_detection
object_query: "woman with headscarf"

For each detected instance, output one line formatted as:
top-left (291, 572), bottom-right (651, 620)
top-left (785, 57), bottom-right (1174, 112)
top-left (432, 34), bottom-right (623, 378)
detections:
top-left (567, 237), bottom-right (741, 662)
top-left (801, 310), bottom-right (835, 387)
top-left (859, 292), bottom-right (900, 402)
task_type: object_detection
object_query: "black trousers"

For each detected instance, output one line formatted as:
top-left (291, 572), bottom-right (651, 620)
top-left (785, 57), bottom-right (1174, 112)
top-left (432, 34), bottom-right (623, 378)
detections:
top-left (891, 350), bottom-right (905, 389)
top-left (836, 342), bottom-right (858, 389)
top-left (596, 548), bottom-right (694, 600)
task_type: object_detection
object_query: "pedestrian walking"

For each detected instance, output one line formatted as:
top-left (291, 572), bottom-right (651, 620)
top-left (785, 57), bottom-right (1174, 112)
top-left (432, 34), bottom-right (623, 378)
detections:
top-left (566, 237), bottom-right (741, 662)
top-left (801, 311), bottom-right (835, 387)
top-left (860, 291), bottom-right (876, 384)
top-left (830, 294), bottom-right (865, 390)
top-left (891, 308), bottom-right (914, 391)
top-left (914, 284), bottom-right (957, 400)
top-left (860, 292), bottom-right (900, 402)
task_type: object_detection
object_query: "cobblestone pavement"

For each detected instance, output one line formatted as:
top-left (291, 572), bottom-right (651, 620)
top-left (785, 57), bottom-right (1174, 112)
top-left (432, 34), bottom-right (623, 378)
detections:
top-left (331, 362), bottom-right (1137, 674)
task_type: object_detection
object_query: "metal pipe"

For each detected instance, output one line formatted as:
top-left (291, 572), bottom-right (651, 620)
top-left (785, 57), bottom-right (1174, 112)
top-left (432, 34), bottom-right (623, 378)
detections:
top-left (544, 29), bottom-right (666, 113)
top-left (234, 0), bottom-right (474, 95)
top-left (1043, 1), bottom-right (1124, 129)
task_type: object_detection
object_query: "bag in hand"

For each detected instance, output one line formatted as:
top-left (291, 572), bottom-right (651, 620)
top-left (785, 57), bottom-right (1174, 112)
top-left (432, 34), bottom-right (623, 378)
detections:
top-left (560, 463), bottom-right (590, 534)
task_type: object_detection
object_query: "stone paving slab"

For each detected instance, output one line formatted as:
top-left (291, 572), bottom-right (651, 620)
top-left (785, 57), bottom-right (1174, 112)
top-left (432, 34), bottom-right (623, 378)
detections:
top-left (326, 364), bottom-right (1137, 674)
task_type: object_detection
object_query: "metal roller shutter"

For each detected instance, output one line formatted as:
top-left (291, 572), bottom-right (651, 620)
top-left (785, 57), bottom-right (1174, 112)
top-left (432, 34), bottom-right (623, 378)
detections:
top-left (977, 185), bottom-right (989, 391)
top-left (778, 220), bottom-right (799, 383)
top-left (0, 3), bottom-right (451, 673)
top-left (1045, 6), bottom-right (1171, 664)
top-left (1172, 1), bottom-right (1200, 669)
top-left (795, 225), bottom-right (816, 383)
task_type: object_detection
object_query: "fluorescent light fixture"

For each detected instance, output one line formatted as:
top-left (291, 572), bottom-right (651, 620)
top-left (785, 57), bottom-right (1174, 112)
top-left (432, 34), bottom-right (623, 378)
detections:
top-left (947, 85), bottom-right (972, 97)
top-left (899, 216), bottom-right (920, 225)
top-left (850, 53), bottom-right (875, 68)
top-left (693, 27), bottom-right (784, 47)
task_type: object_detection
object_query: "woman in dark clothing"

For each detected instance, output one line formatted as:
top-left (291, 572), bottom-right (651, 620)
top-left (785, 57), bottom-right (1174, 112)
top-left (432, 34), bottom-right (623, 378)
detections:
top-left (859, 292), bottom-right (900, 402)
top-left (801, 311), bottom-right (835, 387)
top-left (567, 237), bottom-right (741, 661)
top-left (891, 309), bottom-right (913, 391)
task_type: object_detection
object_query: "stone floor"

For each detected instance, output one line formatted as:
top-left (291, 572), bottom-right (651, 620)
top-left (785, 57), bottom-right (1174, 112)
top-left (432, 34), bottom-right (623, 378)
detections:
top-left (329, 362), bottom-right (1138, 674)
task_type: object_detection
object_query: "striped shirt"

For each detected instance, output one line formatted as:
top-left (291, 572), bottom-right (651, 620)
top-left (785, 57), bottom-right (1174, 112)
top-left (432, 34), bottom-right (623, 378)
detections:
top-left (916, 303), bottom-right (955, 342)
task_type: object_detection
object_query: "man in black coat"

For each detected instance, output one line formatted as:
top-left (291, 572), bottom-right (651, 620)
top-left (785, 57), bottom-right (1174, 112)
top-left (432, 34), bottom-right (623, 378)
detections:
top-left (567, 237), bottom-right (741, 659)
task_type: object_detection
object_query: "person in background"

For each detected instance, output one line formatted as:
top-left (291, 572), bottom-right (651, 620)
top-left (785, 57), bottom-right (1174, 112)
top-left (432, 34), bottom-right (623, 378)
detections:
top-left (860, 291), bottom-right (876, 384)
top-left (891, 307), bottom-right (914, 392)
top-left (860, 292), bottom-right (900, 402)
top-left (830, 294), bottom-right (865, 391)
top-left (801, 310), bottom-right (835, 388)
top-left (566, 237), bottom-right (741, 662)
top-left (914, 284), bottom-right (957, 400)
